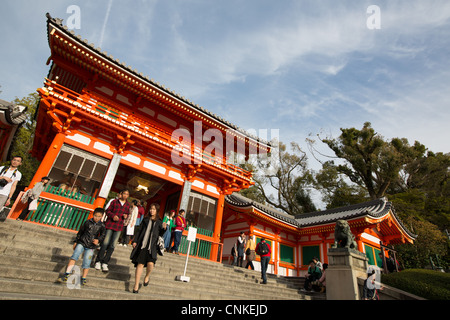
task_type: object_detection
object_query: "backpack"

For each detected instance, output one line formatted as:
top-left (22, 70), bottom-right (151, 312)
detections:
top-left (257, 242), bottom-right (269, 255)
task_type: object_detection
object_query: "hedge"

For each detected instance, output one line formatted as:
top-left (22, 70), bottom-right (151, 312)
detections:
top-left (381, 269), bottom-right (450, 300)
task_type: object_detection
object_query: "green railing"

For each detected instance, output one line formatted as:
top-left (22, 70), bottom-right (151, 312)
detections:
top-left (177, 227), bottom-right (220, 260)
top-left (178, 237), bottom-right (212, 259)
top-left (45, 185), bottom-right (95, 204)
top-left (26, 198), bottom-right (91, 231)
top-left (23, 195), bottom-right (223, 261)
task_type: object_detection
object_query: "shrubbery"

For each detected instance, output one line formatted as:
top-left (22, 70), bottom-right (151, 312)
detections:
top-left (381, 269), bottom-right (450, 300)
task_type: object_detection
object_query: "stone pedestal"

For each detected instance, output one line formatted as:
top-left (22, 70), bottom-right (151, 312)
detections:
top-left (326, 248), bottom-right (368, 300)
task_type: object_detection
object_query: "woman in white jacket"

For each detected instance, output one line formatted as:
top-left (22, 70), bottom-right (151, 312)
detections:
top-left (119, 199), bottom-right (139, 246)
top-left (126, 199), bottom-right (139, 240)
top-left (17, 176), bottom-right (50, 221)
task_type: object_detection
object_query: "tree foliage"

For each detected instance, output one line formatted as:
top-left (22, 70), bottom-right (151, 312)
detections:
top-left (240, 141), bottom-right (316, 216)
top-left (314, 160), bottom-right (369, 208)
top-left (395, 217), bottom-right (449, 269)
top-left (318, 122), bottom-right (426, 199)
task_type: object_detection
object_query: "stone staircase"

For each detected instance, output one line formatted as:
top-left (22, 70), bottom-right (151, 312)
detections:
top-left (0, 219), bottom-right (325, 300)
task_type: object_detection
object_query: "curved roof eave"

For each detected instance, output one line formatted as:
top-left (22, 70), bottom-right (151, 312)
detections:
top-left (45, 13), bottom-right (271, 150)
top-left (225, 193), bottom-right (417, 240)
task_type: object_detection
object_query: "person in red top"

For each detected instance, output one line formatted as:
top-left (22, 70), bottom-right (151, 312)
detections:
top-left (256, 238), bottom-right (271, 284)
top-left (170, 209), bottom-right (186, 254)
top-left (94, 189), bottom-right (130, 272)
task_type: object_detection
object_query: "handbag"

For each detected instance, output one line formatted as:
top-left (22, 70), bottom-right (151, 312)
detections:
top-left (245, 248), bottom-right (251, 256)
top-left (157, 236), bottom-right (165, 256)
top-left (21, 190), bottom-right (31, 204)
top-left (28, 199), bottom-right (38, 211)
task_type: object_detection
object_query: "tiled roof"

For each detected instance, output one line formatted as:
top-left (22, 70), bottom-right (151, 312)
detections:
top-left (45, 13), bottom-right (270, 148)
top-left (0, 99), bottom-right (28, 125)
top-left (225, 193), bottom-right (416, 239)
top-left (294, 197), bottom-right (392, 226)
top-left (226, 193), bottom-right (300, 227)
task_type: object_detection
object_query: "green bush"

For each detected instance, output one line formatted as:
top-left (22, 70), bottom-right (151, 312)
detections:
top-left (381, 269), bottom-right (450, 300)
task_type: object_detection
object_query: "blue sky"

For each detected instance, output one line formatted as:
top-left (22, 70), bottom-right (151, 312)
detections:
top-left (1, 1), bottom-right (449, 175)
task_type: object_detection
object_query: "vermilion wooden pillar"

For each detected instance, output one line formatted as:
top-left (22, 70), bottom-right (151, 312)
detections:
top-left (29, 132), bottom-right (66, 187)
top-left (9, 132), bottom-right (66, 219)
top-left (210, 193), bottom-right (225, 261)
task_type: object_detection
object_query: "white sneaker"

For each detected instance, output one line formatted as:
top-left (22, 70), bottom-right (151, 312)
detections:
top-left (94, 262), bottom-right (101, 270)
top-left (101, 263), bottom-right (109, 272)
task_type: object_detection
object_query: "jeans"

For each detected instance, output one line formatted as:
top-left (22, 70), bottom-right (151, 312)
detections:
top-left (95, 229), bottom-right (121, 264)
top-left (18, 198), bottom-right (33, 220)
top-left (260, 256), bottom-right (270, 283)
top-left (171, 230), bottom-right (182, 252)
top-left (71, 244), bottom-right (94, 269)
top-left (163, 228), bottom-right (172, 249)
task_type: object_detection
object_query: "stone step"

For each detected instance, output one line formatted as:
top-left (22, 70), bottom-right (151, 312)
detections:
top-left (0, 221), bottom-right (303, 288)
top-left (0, 276), bottom-right (177, 300)
top-left (0, 235), bottom-right (303, 292)
top-left (0, 251), bottom-right (304, 300)
top-left (0, 219), bottom-right (320, 300)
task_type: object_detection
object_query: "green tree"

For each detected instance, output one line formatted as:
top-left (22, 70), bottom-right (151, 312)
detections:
top-left (314, 160), bottom-right (369, 209)
top-left (390, 151), bottom-right (450, 231)
top-left (395, 217), bottom-right (448, 269)
top-left (317, 122), bottom-right (426, 200)
top-left (242, 141), bottom-right (316, 216)
top-left (238, 163), bottom-right (267, 204)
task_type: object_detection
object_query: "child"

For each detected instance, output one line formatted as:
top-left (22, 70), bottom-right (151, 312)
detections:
top-left (62, 208), bottom-right (106, 286)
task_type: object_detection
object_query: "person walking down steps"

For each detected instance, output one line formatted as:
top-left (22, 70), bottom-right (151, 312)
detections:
top-left (130, 203), bottom-right (167, 293)
top-left (61, 208), bottom-right (106, 286)
top-left (94, 189), bottom-right (130, 272)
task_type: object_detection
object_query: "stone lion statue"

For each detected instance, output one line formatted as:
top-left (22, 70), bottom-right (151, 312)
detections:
top-left (332, 219), bottom-right (357, 249)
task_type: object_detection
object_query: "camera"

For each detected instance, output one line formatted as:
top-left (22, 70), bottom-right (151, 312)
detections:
top-left (0, 179), bottom-right (8, 188)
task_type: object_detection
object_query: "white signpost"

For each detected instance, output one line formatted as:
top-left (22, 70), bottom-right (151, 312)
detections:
top-left (175, 227), bottom-right (197, 283)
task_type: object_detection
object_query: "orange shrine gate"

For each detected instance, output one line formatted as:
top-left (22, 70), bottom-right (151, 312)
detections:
top-left (8, 14), bottom-right (271, 263)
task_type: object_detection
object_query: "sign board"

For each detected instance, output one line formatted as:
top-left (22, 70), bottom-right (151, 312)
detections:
top-left (187, 227), bottom-right (197, 242)
top-left (175, 227), bottom-right (197, 283)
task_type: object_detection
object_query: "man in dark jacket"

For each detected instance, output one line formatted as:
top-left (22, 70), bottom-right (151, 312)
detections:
top-left (256, 238), bottom-right (271, 284)
top-left (95, 189), bottom-right (130, 272)
top-left (61, 208), bottom-right (106, 286)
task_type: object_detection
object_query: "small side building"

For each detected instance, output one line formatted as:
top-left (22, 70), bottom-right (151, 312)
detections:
top-left (222, 193), bottom-right (416, 277)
